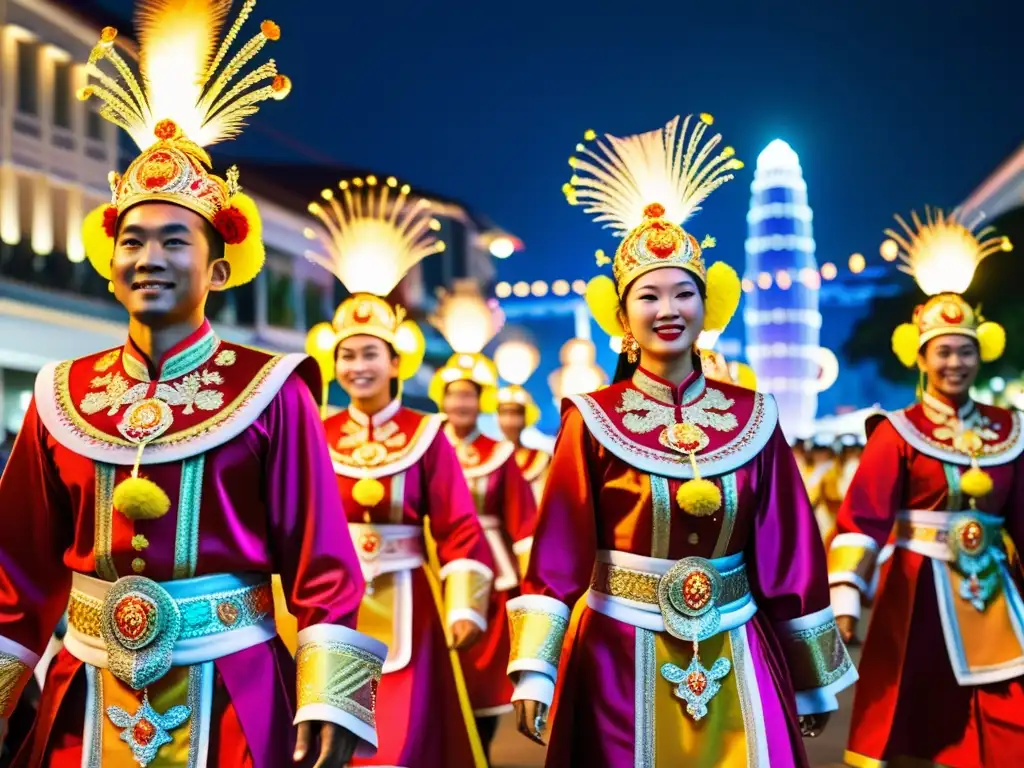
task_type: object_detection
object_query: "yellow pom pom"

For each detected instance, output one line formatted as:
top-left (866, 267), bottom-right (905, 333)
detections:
top-left (352, 477), bottom-right (385, 508)
top-left (479, 386), bottom-right (499, 414)
top-left (704, 262), bottom-right (741, 332)
top-left (82, 204), bottom-right (115, 280)
top-left (584, 275), bottom-right (622, 338)
top-left (891, 323), bottom-right (920, 368)
top-left (112, 476), bottom-right (171, 521)
top-left (394, 320), bottom-right (426, 381)
top-left (676, 478), bottom-right (722, 517)
top-left (222, 193), bottom-right (265, 289)
top-left (960, 466), bottom-right (994, 499)
top-left (977, 321), bottom-right (1006, 363)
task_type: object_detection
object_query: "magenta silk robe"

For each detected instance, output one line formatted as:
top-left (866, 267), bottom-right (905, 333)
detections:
top-left (0, 323), bottom-right (375, 767)
top-left (509, 367), bottom-right (856, 768)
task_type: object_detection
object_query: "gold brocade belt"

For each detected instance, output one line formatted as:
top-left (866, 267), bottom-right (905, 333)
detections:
top-left (590, 558), bottom-right (751, 610)
top-left (64, 572), bottom-right (275, 690)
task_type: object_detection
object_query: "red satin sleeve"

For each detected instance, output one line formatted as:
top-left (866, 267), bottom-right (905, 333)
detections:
top-left (264, 374), bottom-right (365, 630)
top-left (0, 399), bottom-right (74, 656)
top-left (522, 404), bottom-right (597, 607)
top-left (421, 431), bottom-right (494, 570)
top-left (496, 457), bottom-right (537, 545)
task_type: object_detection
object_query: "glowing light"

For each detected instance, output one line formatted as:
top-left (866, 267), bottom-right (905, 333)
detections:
top-left (495, 281), bottom-right (512, 298)
top-left (561, 338), bottom-right (597, 367)
top-left (821, 263), bottom-right (838, 281)
top-left (991, 376), bottom-right (1006, 393)
top-left (776, 270), bottom-right (792, 290)
top-left (531, 280), bottom-right (548, 297)
top-left (880, 239), bottom-right (899, 262)
top-left (814, 347), bottom-right (840, 392)
top-left (571, 279), bottom-right (587, 295)
top-left (799, 267), bottom-right (821, 290)
top-left (494, 340), bottom-right (540, 386)
top-left (552, 279), bottom-right (570, 296)
top-left (489, 236), bottom-right (516, 259)
top-left (756, 139), bottom-right (800, 172)
top-left (513, 281), bottom-right (530, 297)
top-left (549, 338), bottom-right (607, 399)
top-left (430, 280), bottom-right (503, 354)
top-left (757, 272), bottom-right (772, 290)
top-left (741, 278), bottom-right (755, 293)
top-left (848, 253), bottom-right (866, 274)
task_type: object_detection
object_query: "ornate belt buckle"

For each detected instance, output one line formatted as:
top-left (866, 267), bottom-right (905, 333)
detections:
top-left (947, 513), bottom-right (999, 611)
top-left (357, 530), bottom-right (383, 562)
top-left (101, 576), bottom-right (182, 690)
top-left (657, 557), bottom-right (723, 642)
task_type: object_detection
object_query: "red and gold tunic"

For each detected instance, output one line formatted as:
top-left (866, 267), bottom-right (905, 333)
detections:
top-left (508, 367), bottom-right (856, 768)
top-left (830, 392), bottom-right (1024, 767)
top-left (325, 400), bottom-right (494, 767)
top-left (444, 426), bottom-right (538, 717)
top-left (0, 321), bottom-right (383, 768)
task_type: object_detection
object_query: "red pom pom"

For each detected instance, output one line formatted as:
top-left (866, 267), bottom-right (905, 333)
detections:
top-left (154, 119), bottom-right (179, 141)
top-left (643, 202), bottom-right (666, 219)
top-left (102, 206), bottom-right (118, 238)
top-left (212, 206), bottom-right (250, 245)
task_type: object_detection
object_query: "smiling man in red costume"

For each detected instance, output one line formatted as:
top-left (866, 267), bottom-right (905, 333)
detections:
top-left (0, 3), bottom-right (384, 766)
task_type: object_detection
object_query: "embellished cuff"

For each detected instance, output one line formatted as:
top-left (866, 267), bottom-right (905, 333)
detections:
top-left (511, 670), bottom-right (555, 706)
top-left (775, 606), bottom-right (858, 715)
top-left (827, 532), bottom-right (879, 594)
top-left (513, 537), bottom-right (533, 579)
top-left (294, 624), bottom-right (387, 757)
top-left (440, 559), bottom-right (493, 632)
top-left (830, 584), bottom-right (862, 621)
top-left (0, 636), bottom-right (40, 719)
top-left (507, 594), bottom-right (570, 682)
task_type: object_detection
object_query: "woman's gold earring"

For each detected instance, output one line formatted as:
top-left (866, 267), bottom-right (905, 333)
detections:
top-left (623, 331), bottom-right (639, 364)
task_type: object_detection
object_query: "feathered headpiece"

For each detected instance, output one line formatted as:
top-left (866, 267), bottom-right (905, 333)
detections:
top-left (80, 0), bottom-right (289, 288)
top-left (886, 207), bottom-right (1012, 367)
top-left (304, 175), bottom-right (444, 380)
top-left (566, 114), bottom-right (744, 341)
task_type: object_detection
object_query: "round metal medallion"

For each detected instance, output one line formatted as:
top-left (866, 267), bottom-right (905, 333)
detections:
top-left (352, 441), bottom-right (388, 467)
top-left (657, 557), bottom-right (724, 643)
top-left (118, 398), bottom-right (174, 443)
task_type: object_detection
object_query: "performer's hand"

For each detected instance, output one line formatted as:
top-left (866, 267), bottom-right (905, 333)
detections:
top-left (293, 721), bottom-right (358, 767)
top-left (513, 699), bottom-right (548, 746)
top-left (449, 619), bottom-right (482, 650)
top-left (799, 712), bottom-right (830, 738)
top-left (836, 614), bottom-right (858, 644)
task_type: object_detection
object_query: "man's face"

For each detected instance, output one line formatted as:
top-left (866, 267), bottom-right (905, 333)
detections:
top-left (111, 203), bottom-right (229, 327)
top-left (497, 403), bottom-right (526, 441)
top-left (443, 380), bottom-right (481, 431)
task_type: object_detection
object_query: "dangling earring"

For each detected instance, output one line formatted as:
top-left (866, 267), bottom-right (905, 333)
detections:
top-left (623, 331), bottom-right (640, 364)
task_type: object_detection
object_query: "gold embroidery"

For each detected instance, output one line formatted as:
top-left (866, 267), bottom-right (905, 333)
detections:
top-left (925, 402), bottom-right (999, 444)
top-left (618, 387), bottom-right (738, 436)
top-left (779, 617), bottom-right (854, 692)
top-left (296, 641), bottom-right (382, 729)
top-left (81, 373), bottom-right (146, 416)
top-left (214, 349), bottom-right (236, 367)
top-left (508, 606), bottom-right (570, 669)
top-left (93, 349), bottom-right (122, 373)
top-left (0, 651), bottom-right (32, 718)
top-left (164, 370), bottom-right (225, 415)
top-left (445, 568), bottom-right (491, 618)
top-left (331, 418), bottom-right (433, 471)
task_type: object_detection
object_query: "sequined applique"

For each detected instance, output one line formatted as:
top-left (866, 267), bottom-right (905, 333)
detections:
top-left (661, 653), bottom-right (731, 721)
top-left (617, 387), bottom-right (738, 436)
top-left (79, 369), bottom-right (225, 421)
top-left (0, 651), bottom-right (32, 718)
top-left (94, 349), bottom-right (122, 373)
top-left (779, 616), bottom-right (854, 693)
top-left (106, 692), bottom-right (190, 767)
top-left (214, 349), bottom-right (236, 367)
top-left (296, 641), bottom-right (382, 730)
top-left (508, 607), bottom-right (570, 669)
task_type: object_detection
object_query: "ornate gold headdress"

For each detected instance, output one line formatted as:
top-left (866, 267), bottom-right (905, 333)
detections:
top-left (304, 175), bottom-right (443, 381)
top-left (567, 114), bottom-right (744, 341)
top-left (80, 0), bottom-right (290, 288)
top-left (427, 280), bottom-right (503, 412)
top-left (887, 207), bottom-right (1011, 368)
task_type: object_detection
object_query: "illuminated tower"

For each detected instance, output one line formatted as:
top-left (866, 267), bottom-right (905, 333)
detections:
top-left (744, 140), bottom-right (820, 439)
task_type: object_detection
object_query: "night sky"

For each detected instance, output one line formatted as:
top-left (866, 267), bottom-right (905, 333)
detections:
top-left (96, 0), bottom-right (1023, 286)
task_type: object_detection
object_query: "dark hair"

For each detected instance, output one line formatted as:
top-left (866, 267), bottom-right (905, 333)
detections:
top-left (612, 271), bottom-right (708, 384)
top-left (444, 379), bottom-right (483, 397)
top-left (115, 205), bottom-right (226, 262)
top-left (333, 337), bottom-right (402, 400)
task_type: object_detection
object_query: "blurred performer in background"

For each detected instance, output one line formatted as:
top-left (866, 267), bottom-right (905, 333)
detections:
top-left (429, 302), bottom-right (538, 762)
top-left (829, 209), bottom-right (1023, 767)
top-left (804, 436), bottom-right (839, 544)
top-left (303, 175), bottom-right (495, 767)
top-left (0, 4), bottom-right (385, 766)
top-left (510, 114), bottom-right (855, 767)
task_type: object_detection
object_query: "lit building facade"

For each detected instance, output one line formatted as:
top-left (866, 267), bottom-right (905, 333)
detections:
top-left (743, 139), bottom-right (820, 438)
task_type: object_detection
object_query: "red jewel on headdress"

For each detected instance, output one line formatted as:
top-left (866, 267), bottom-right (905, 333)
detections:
top-left (646, 221), bottom-right (678, 258)
top-left (154, 119), bottom-right (179, 141)
top-left (644, 202), bottom-right (666, 219)
top-left (352, 302), bottom-right (373, 323)
top-left (212, 206), bottom-right (250, 245)
top-left (940, 302), bottom-right (964, 324)
top-left (102, 205), bottom-right (118, 238)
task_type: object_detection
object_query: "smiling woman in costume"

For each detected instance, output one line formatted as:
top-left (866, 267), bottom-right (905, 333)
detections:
top-left (828, 209), bottom-right (1024, 767)
top-left (507, 114), bottom-right (857, 767)
top-left (304, 176), bottom-right (495, 768)
top-left (0, 3), bottom-right (386, 767)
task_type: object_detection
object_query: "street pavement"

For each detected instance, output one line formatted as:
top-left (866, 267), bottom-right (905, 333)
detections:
top-left (489, 635), bottom-right (862, 768)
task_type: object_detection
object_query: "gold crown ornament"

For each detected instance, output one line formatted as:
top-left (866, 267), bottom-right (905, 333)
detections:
top-left (80, 0), bottom-right (292, 289)
top-left (304, 175), bottom-right (444, 383)
top-left (567, 114), bottom-right (744, 345)
top-left (427, 281), bottom-right (503, 412)
top-left (886, 207), bottom-right (1011, 368)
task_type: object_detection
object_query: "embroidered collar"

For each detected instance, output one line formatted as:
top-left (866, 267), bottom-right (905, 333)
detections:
top-left (348, 398), bottom-right (402, 428)
top-left (122, 320), bottom-right (220, 383)
top-left (632, 367), bottom-right (706, 406)
top-left (444, 423), bottom-right (480, 447)
top-left (921, 390), bottom-right (977, 424)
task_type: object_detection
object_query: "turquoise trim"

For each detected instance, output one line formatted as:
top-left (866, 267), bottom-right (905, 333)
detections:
top-left (943, 462), bottom-right (963, 511)
top-left (649, 475), bottom-right (671, 559)
top-left (173, 456), bottom-right (206, 579)
top-left (712, 473), bottom-right (739, 558)
top-left (162, 330), bottom-right (218, 381)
